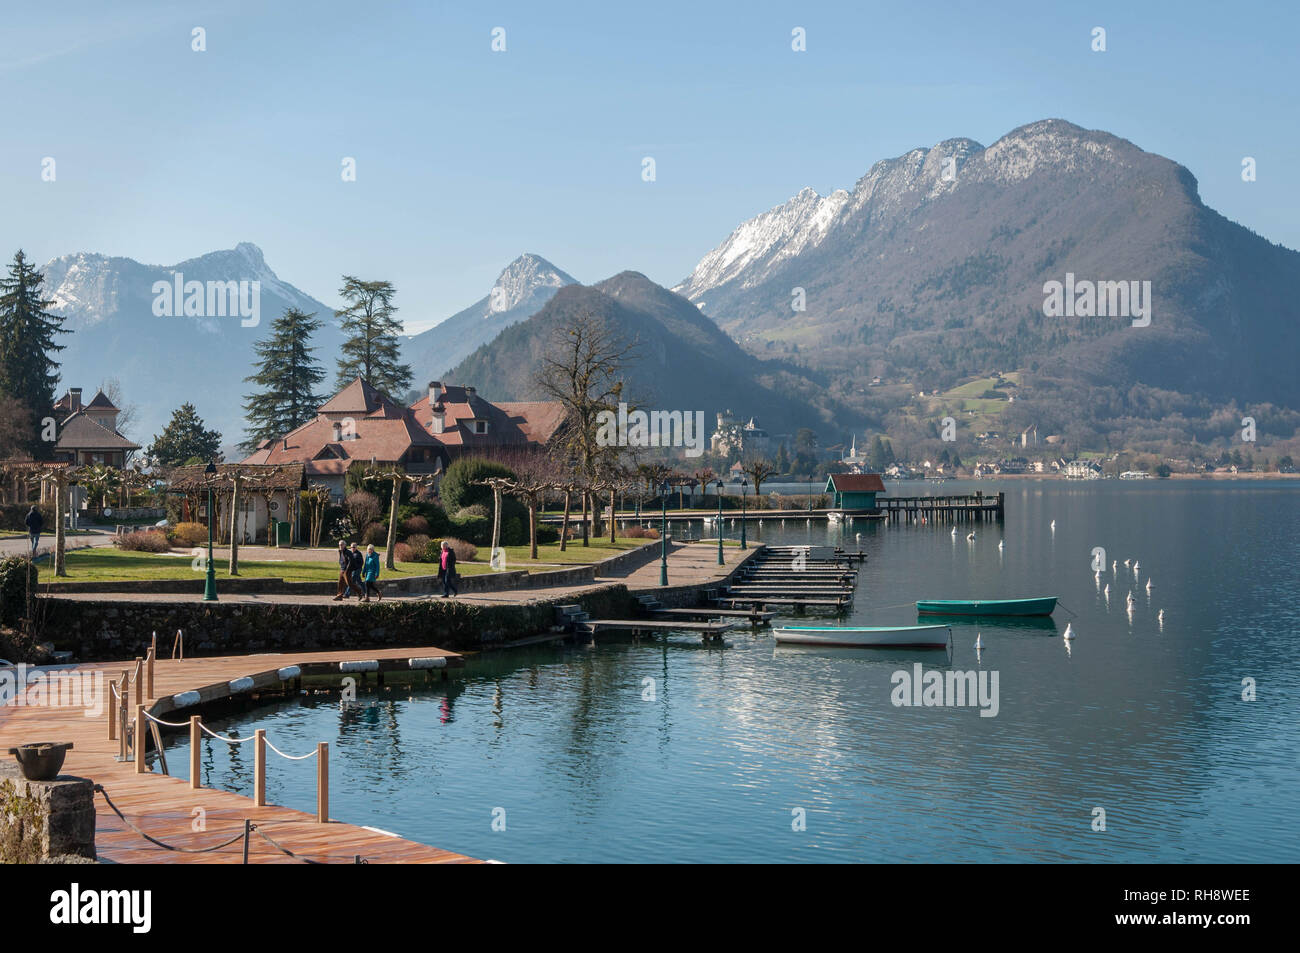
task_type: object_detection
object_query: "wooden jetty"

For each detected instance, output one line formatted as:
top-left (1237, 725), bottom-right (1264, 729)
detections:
top-left (712, 595), bottom-right (851, 611)
top-left (876, 491), bottom-right (1005, 522)
top-left (576, 618), bottom-right (736, 641)
top-left (649, 607), bottom-right (774, 626)
top-left (0, 646), bottom-right (482, 864)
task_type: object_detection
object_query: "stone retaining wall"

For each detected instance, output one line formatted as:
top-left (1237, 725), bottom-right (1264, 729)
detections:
top-left (38, 585), bottom-right (640, 660)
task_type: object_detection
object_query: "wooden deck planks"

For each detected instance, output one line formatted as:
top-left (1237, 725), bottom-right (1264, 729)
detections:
top-left (0, 646), bottom-right (482, 864)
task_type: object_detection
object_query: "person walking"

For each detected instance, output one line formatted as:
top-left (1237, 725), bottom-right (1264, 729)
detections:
top-left (333, 540), bottom-right (357, 601)
top-left (24, 505), bottom-right (43, 557)
top-left (437, 540), bottom-right (459, 598)
top-left (348, 542), bottom-right (365, 599)
top-left (362, 544), bottom-right (382, 602)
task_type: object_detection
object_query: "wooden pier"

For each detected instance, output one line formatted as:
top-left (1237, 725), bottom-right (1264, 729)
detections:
top-left (0, 646), bottom-right (482, 863)
top-left (876, 491), bottom-right (1005, 522)
top-left (649, 607), bottom-right (774, 626)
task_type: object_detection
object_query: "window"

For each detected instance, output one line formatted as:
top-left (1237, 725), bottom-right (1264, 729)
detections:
top-left (474, 420), bottom-right (488, 435)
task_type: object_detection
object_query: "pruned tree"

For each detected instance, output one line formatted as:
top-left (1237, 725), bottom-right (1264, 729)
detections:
top-left (27, 465), bottom-right (75, 576)
top-left (364, 464), bottom-right (441, 570)
top-left (301, 484), bottom-right (332, 549)
top-left (742, 457), bottom-right (778, 496)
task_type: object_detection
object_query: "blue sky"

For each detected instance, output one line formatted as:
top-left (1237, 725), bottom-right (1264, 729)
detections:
top-left (3, 0), bottom-right (1296, 333)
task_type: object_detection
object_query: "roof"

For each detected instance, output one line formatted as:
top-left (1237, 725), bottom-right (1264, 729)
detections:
top-left (825, 472), bottom-right (886, 493)
top-left (317, 377), bottom-right (390, 416)
top-left (409, 387), bottom-right (565, 448)
top-left (53, 412), bottom-right (140, 451)
top-left (85, 390), bottom-right (119, 411)
top-left (168, 463), bottom-right (305, 491)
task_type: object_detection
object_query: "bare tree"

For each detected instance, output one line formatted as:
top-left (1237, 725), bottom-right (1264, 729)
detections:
top-left (742, 457), bottom-right (778, 497)
top-left (364, 464), bottom-right (441, 569)
top-left (98, 377), bottom-right (138, 442)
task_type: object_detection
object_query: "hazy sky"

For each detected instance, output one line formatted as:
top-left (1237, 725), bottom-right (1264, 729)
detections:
top-left (3, 0), bottom-right (1295, 333)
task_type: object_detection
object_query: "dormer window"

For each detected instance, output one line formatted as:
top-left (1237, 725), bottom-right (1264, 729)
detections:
top-left (473, 420), bottom-right (488, 435)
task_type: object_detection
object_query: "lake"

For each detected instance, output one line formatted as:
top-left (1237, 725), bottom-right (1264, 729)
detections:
top-left (174, 479), bottom-right (1300, 863)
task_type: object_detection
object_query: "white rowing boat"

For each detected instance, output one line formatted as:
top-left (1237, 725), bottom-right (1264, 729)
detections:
top-left (773, 624), bottom-right (952, 648)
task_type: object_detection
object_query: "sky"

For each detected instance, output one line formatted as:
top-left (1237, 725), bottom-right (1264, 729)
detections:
top-left (2, 0), bottom-right (1297, 333)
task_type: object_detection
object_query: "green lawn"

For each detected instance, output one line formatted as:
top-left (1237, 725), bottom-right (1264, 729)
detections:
top-left (50, 538), bottom-right (650, 583)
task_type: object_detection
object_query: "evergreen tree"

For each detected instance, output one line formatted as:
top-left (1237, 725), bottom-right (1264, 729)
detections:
top-left (147, 403), bottom-right (223, 467)
top-left (242, 307), bottom-right (326, 451)
top-left (773, 442), bottom-right (790, 475)
top-left (0, 250), bottom-right (68, 457)
top-left (868, 435), bottom-right (890, 472)
top-left (334, 276), bottom-right (411, 396)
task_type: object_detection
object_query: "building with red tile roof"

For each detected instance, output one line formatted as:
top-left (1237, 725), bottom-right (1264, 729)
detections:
top-left (241, 378), bottom-right (566, 500)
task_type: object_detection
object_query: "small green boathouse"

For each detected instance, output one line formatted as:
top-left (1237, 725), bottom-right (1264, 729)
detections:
top-left (825, 472), bottom-right (886, 511)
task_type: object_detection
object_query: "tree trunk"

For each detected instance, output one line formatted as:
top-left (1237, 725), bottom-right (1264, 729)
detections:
top-left (581, 492), bottom-right (589, 546)
top-left (54, 477), bottom-right (67, 577)
top-left (490, 484), bottom-right (503, 563)
top-left (528, 502), bottom-right (538, 559)
top-left (608, 489), bottom-right (616, 543)
top-left (559, 489), bottom-right (571, 552)
top-left (228, 480), bottom-right (240, 575)
top-left (385, 477), bottom-right (401, 570)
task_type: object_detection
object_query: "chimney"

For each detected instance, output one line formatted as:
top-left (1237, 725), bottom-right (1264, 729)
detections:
top-left (430, 402), bottom-right (445, 435)
top-left (465, 386), bottom-right (476, 398)
top-left (70, 388), bottom-right (82, 413)
top-left (331, 422), bottom-right (342, 442)
top-left (429, 380), bottom-right (443, 403)
top-left (282, 438), bottom-right (289, 451)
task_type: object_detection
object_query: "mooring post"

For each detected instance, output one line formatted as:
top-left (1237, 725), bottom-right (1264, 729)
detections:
top-left (134, 658), bottom-right (143, 707)
top-left (134, 704), bottom-right (147, 774)
top-left (254, 729), bottom-right (266, 806)
top-left (316, 743), bottom-right (330, 823)
top-left (145, 645), bottom-right (155, 699)
top-left (190, 716), bottom-right (201, 790)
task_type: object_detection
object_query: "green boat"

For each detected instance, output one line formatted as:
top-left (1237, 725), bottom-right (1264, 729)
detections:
top-left (916, 597), bottom-right (1058, 617)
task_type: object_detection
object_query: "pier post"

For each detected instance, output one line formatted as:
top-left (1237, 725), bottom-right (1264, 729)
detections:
top-left (134, 658), bottom-right (143, 707)
top-left (190, 716), bottom-right (201, 789)
top-left (316, 743), bottom-right (329, 823)
top-left (146, 645), bottom-right (155, 699)
top-left (134, 705), bottom-right (146, 774)
top-left (254, 729), bottom-right (266, 806)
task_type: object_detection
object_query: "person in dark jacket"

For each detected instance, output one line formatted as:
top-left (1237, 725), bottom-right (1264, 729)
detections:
top-left (333, 540), bottom-right (358, 600)
top-left (348, 543), bottom-right (365, 598)
top-left (437, 540), bottom-right (459, 597)
top-left (24, 506), bottom-right (43, 556)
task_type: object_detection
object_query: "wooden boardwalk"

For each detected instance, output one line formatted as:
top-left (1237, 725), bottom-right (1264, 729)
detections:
top-left (0, 647), bottom-right (483, 864)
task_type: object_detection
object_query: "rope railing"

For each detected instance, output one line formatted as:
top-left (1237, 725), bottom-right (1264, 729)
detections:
top-left (264, 738), bottom-right (319, 761)
top-left (96, 785), bottom-right (351, 863)
top-left (198, 723), bottom-right (256, 743)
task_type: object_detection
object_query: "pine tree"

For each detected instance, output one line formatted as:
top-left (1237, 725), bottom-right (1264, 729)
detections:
top-left (147, 403), bottom-right (223, 467)
top-left (0, 250), bottom-right (68, 457)
top-left (334, 277), bottom-right (411, 397)
top-left (242, 308), bottom-right (326, 451)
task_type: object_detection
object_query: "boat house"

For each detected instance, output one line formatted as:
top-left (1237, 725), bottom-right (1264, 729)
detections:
top-left (825, 472), bottom-right (886, 511)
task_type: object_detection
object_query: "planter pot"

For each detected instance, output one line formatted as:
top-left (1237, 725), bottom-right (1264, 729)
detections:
top-left (7, 742), bottom-right (74, 781)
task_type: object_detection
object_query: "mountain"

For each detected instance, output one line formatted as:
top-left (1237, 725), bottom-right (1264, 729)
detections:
top-left (447, 271), bottom-right (858, 443)
top-left (41, 243), bottom-right (344, 450)
top-left (676, 119), bottom-right (1300, 449)
top-left (402, 254), bottom-right (576, 384)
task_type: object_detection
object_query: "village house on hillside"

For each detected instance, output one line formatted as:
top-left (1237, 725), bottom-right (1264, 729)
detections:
top-left (241, 378), bottom-right (567, 501)
top-left (51, 387), bottom-right (140, 468)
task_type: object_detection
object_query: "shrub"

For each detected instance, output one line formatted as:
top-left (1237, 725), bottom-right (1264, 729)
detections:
top-left (362, 522), bottom-right (388, 546)
top-left (624, 525), bottom-right (659, 539)
top-left (501, 516), bottom-right (525, 546)
top-left (434, 537), bottom-right (477, 562)
top-left (399, 501), bottom-right (450, 536)
top-left (536, 526), bottom-right (559, 545)
top-left (405, 534), bottom-right (431, 561)
top-left (0, 555), bottom-right (37, 628)
top-left (401, 515), bottom-right (430, 537)
top-left (440, 457), bottom-right (516, 513)
top-left (393, 542), bottom-right (414, 562)
top-left (113, 530), bottom-right (170, 553)
top-left (171, 522), bottom-right (208, 547)
top-left (450, 514), bottom-right (490, 545)
top-left (345, 491), bottom-right (382, 530)
top-left (455, 504), bottom-right (489, 520)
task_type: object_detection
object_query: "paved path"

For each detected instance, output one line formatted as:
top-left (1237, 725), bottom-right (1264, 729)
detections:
top-left (46, 543), bottom-right (755, 606)
top-left (0, 528), bottom-right (116, 559)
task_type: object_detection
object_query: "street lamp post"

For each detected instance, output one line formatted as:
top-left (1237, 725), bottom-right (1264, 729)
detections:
top-left (808, 474), bottom-right (813, 511)
top-left (203, 460), bottom-right (218, 602)
top-left (740, 478), bottom-right (748, 550)
top-left (715, 479), bottom-right (725, 565)
top-left (659, 481), bottom-right (669, 586)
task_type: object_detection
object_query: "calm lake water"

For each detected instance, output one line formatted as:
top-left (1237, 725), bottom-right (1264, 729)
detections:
top-left (174, 480), bottom-right (1300, 863)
